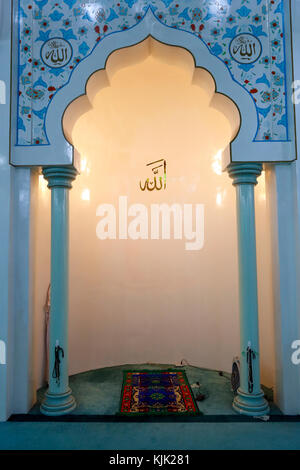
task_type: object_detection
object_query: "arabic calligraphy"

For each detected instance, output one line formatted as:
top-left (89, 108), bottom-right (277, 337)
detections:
top-left (140, 159), bottom-right (167, 192)
top-left (229, 34), bottom-right (262, 65)
top-left (41, 38), bottom-right (73, 69)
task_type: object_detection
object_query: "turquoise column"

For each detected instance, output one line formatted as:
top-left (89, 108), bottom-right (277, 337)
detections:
top-left (228, 163), bottom-right (269, 416)
top-left (40, 167), bottom-right (77, 416)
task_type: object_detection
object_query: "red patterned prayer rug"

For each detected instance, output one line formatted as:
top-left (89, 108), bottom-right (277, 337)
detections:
top-left (119, 370), bottom-right (200, 416)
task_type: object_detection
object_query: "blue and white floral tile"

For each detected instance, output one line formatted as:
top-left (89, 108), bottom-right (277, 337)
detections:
top-left (17, 0), bottom-right (288, 146)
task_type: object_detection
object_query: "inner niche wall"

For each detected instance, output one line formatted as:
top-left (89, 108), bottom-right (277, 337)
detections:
top-left (33, 40), bottom-right (275, 391)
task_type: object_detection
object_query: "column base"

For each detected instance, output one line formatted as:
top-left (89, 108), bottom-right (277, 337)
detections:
top-left (40, 388), bottom-right (76, 416)
top-left (233, 388), bottom-right (269, 417)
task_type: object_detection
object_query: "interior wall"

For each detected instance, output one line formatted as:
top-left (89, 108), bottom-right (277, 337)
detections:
top-left (33, 43), bottom-right (275, 390)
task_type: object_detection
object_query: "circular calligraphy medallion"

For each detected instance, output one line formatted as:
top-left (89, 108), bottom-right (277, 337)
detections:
top-left (229, 33), bottom-right (262, 65)
top-left (41, 38), bottom-right (73, 69)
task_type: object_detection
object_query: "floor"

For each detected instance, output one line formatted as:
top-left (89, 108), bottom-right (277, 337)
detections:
top-left (1, 364), bottom-right (300, 450)
top-left (1, 421), bottom-right (300, 450)
top-left (30, 363), bottom-right (278, 416)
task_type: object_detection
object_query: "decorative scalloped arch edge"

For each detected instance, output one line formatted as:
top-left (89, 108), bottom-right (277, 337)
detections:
top-left (62, 37), bottom-right (241, 161)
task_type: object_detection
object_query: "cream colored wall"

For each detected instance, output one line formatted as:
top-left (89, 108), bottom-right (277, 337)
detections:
top-left (34, 174), bottom-right (50, 391)
top-left (33, 43), bottom-right (275, 390)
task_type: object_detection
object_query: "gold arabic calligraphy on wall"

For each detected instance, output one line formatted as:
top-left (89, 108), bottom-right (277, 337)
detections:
top-left (41, 38), bottom-right (73, 69)
top-left (229, 33), bottom-right (262, 65)
top-left (140, 159), bottom-right (167, 192)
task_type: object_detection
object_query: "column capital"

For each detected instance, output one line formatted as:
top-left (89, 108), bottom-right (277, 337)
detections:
top-left (227, 163), bottom-right (262, 186)
top-left (42, 166), bottom-right (78, 190)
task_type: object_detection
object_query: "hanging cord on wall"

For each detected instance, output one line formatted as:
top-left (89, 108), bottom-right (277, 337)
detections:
top-left (52, 342), bottom-right (64, 385)
top-left (246, 343), bottom-right (256, 394)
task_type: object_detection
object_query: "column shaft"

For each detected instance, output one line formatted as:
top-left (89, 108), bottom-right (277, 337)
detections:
top-left (236, 183), bottom-right (261, 395)
top-left (48, 187), bottom-right (70, 394)
top-left (40, 167), bottom-right (77, 416)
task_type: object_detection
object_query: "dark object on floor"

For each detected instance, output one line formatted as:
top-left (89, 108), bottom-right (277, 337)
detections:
top-left (196, 393), bottom-right (206, 401)
top-left (119, 370), bottom-right (201, 416)
top-left (262, 384), bottom-right (274, 402)
top-left (194, 381), bottom-right (206, 401)
top-left (231, 357), bottom-right (240, 395)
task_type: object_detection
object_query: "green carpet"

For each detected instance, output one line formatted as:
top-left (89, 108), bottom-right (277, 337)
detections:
top-left (30, 363), bottom-right (281, 416)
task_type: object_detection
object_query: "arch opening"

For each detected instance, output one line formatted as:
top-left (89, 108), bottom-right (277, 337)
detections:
top-left (61, 39), bottom-right (243, 376)
top-left (63, 38), bottom-right (240, 170)
top-left (34, 39), bottom-right (274, 402)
